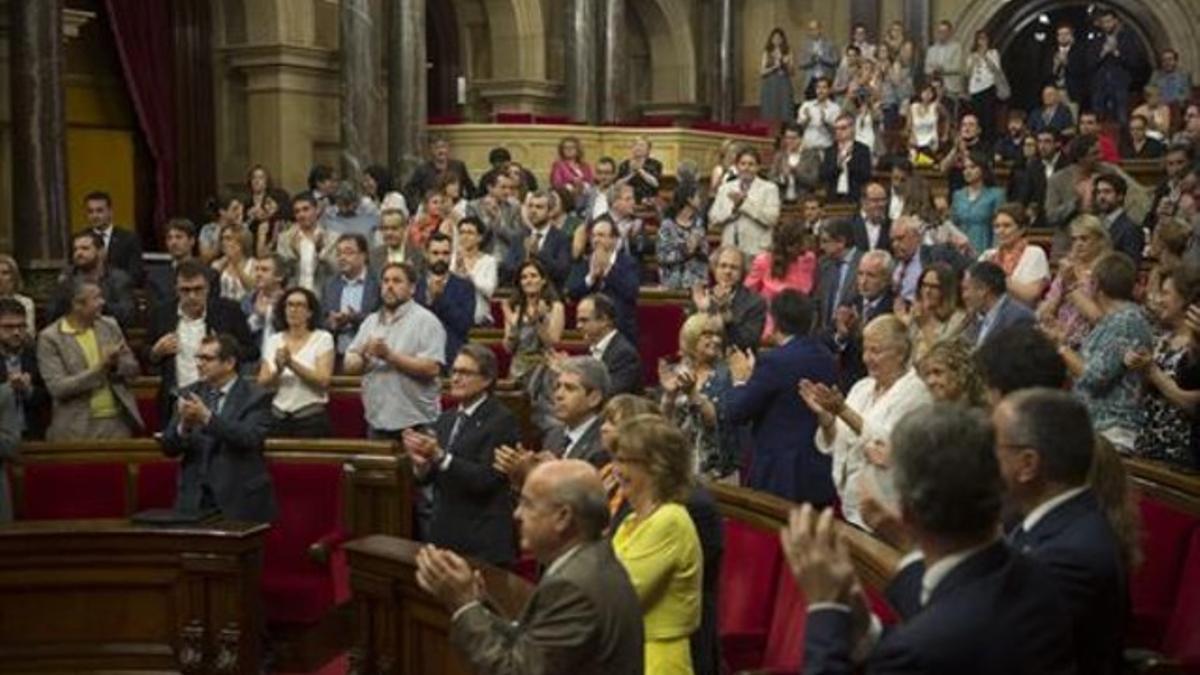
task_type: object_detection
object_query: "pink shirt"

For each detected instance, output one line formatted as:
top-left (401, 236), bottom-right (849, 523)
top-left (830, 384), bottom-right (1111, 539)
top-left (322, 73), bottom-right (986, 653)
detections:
top-left (745, 251), bottom-right (818, 338)
top-left (550, 160), bottom-right (595, 191)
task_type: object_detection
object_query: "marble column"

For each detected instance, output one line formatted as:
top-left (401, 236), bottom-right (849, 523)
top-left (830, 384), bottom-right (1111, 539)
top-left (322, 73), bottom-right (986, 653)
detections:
top-left (9, 0), bottom-right (69, 269)
top-left (713, 0), bottom-right (735, 123)
top-left (566, 0), bottom-right (599, 124)
top-left (340, 0), bottom-right (384, 180)
top-left (388, 0), bottom-right (426, 183)
top-left (601, 0), bottom-right (626, 123)
top-left (903, 0), bottom-right (930, 54)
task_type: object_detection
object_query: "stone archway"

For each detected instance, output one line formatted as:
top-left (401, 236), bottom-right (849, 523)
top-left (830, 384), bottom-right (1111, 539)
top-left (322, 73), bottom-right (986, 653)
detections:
top-left (628, 0), bottom-right (702, 116)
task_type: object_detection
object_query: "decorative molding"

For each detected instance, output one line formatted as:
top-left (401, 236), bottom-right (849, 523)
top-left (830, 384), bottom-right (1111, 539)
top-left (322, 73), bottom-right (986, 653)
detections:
top-left (61, 8), bottom-right (95, 40)
top-left (222, 43), bottom-right (339, 75)
top-left (473, 78), bottom-right (563, 114)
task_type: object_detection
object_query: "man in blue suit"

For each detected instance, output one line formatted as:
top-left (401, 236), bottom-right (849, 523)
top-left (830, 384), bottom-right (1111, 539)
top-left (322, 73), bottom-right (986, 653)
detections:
top-left (994, 388), bottom-right (1127, 675)
top-left (815, 219), bottom-right (862, 331)
top-left (726, 290), bottom-right (838, 505)
top-left (961, 261), bottom-right (1035, 350)
top-left (503, 190), bottom-right (571, 289)
top-left (785, 403), bottom-right (1076, 675)
top-left (322, 233), bottom-right (382, 359)
top-left (1086, 8), bottom-right (1143, 125)
top-left (416, 232), bottom-right (476, 369)
top-left (566, 216), bottom-right (639, 344)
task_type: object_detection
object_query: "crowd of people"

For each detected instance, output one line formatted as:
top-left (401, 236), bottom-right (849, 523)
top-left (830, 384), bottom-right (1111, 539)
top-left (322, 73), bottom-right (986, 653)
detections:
top-left (0, 8), bottom-right (1198, 674)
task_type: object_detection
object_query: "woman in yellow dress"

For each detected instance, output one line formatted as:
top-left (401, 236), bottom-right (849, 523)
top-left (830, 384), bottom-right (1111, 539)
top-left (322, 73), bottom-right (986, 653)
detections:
top-left (611, 414), bottom-right (703, 675)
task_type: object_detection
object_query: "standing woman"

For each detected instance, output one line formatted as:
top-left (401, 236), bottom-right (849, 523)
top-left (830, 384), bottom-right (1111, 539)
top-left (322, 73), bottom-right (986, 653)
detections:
top-left (950, 150), bottom-right (1005, 253)
top-left (246, 165), bottom-right (291, 256)
top-left (659, 314), bottom-right (738, 479)
top-left (1036, 214), bottom-right (1112, 351)
top-left (611, 415), bottom-right (703, 675)
top-left (0, 255), bottom-right (35, 334)
top-left (760, 28), bottom-right (796, 123)
top-left (906, 83), bottom-right (947, 165)
top-left (451, 217), bottom-right (498, 326)
top-left (502, 260), bottom-right (565, 383)
top-left (744, 219), bottom-right (817, 338)
top-left (550, 136), bottom-right (595, 201)
top-left (258, 287), bottom-right (335, 438)
top-left (895, 262), bottom-right (968, 360)
top-left (616, 136), bottom-right (664, 205)
top-left (978, 203), bottom-right (1050, 306)
top-left (965, 30), bottom-right (1005, 142)
top-left (657, 182), bottom-right (711, 291)
top-left (199, 194), bottom-right (246, 264)
top-left (212, 224), bottom-right (256, 302)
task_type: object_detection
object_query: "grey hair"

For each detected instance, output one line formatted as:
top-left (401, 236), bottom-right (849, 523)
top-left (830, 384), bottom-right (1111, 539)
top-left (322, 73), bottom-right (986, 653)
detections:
top-left (861, 249), bottom-right (895, 276)
top-left (558, 356), bottom-right (611, 401)
top-left (1002, 388), bottom-right (1094, 486)
top-left (709, 245), bottom-right (746, 274)
top-left (70, 277), bottom-right (102, 303)
top-left (550, 474), bottom-right (611, 541)
top-left (892, 403), bottom-right (1003, 539)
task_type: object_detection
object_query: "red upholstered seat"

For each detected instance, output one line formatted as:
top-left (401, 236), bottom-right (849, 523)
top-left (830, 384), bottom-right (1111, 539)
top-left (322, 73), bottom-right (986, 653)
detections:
top-left (1162, 528), bottom-right (1200, 667)
top-left (490, 299), bottom-right (505, 328)
top-left (1129, 496), bottom-right (1199, 647)
top-left (263, 462), bottom-right (349, 625)
top-left (135, 460), bottom-right (178, 510)
top-left (487, 342), bottom-right (513, 380)
top-left (635, 303), bottom-right (686, 386)
top-left (535, 115), bottom-right (571, 124)
top-left (136, 392), bottom-right (161, 436)
top-left (719, 519), bottom-right (782, 671)
top-left (20, 463), bottom-right (128, 519)
top-left (494, 112), bottom-right (534, 124)
top-left (756, 567), bottom-right (808, 674)
top-left (327, 391), bottom-right (367, 438)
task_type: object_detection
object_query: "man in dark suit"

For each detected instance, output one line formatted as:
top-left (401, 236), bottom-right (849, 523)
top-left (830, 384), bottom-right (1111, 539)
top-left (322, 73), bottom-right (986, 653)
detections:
top-left (890, 217), bottom-right (968, 303)
top-left (405, 344), bottom-right (520, 566)
top-left (415, 459), bottom-right (644, 674)
top-left (369, 209), bottom-right (426, 277)
top-left (961, 261), bottom-right (1035, 350)
top-left (994, 389), bottom-right (1127, 675)
top-left (402, 136), bottom-right (476, 205)
top-left (786, 403), bottom-right (1076, 675)
top-left (975, 324), bottom-right (1069, 406)
top-left (322, 233), bottom-right (381, 359)
top-left (1094, 174), bottom-right (1145, 267)
top-left (84, 190), bottom-right (143, 283)
top-left (47, 231), bottom-right (136, 329)
top-left (505, 190), bottom-right (571, 289)
top-left (815, 219), bottom-right (863, 330)
top-left (543, 356), bottom-right (610, 467)
top-left (1086, 8), bottom-right (1143, 125)
top-left (0, 298), bottom-right (47, 439)
top-left (726, 290), bottom-right (838, 504)
top-left (415, 232), bottom-right (476, 368)
top-left (1144, 143), bottom-right (1194, 232)
top-left (1042, 24), bottom-right (1087, 108)
top-left (820, 114), bottom-right (872, 203)
top-left (827, 250), bottom-right (895, 391)
top-left (566, 216), bottom-right (639, 344)
top-left (162, 333), bottom-right (276, 522)
top-left (146, 218), bottom-right (219, 313)
top-left (577, 294), bottom-right (641, 396)
top-left (850, 182), bottom-right (891, 252)
top-left (147, 260), bottom-right (256, 424)
top-left (691, 246), bottom-right (766, 352)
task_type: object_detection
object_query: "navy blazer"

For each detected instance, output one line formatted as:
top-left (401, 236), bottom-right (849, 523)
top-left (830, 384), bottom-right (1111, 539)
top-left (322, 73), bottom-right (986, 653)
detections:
top-left (423, 396), bottom-right (521, 565)
top-left (805, 541), bottom-right (1076, 675)
top-left (1086, 28), bottom-right (1143, 91)
top-left (965, 294), bottom-right (1036, 349)
top-left (416, 274), bottom-right (477, 367)
top-left (816, 249), bottom-right (864, 330)
top-left (827, 290), bottom-right (895, 391)
top-left (321, 272), bottom-right (382, 350)
top-left (566, 251), bottom-right (640, 344)
top-left (542, 417), bottom-right (608, 467)
top-left (162, 377), bottom-right (277, 523)
top-left (0, 345), bottom-right (47, 439)
top-left (851, 214), bottom-right (892, 253)
top-left (819, 142), bottom-right (873, 203)
top-left (503, 225), bottom-right (571, 290)
top-left (726, 335), bottom-right (838, 504)
top-left (1009, 490), bottom-right (1127, 675)
top-left (599, 330), bottom-right (643, 396)
top-left (1107, 212), bottom-right (1144, 268)
top-left (1027, 105), bottom-right (1076, 136)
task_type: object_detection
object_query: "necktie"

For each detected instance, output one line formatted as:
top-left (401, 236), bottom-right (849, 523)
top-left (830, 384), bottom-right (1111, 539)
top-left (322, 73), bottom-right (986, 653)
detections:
top-left (1008, 525), bottom-right (1029, 552)
top-left (447, 410), bottom-right (466, 449)
top-left (204, 386), bottom-right (225, 417)
top-left (532, 230), bottom-right (543, 254)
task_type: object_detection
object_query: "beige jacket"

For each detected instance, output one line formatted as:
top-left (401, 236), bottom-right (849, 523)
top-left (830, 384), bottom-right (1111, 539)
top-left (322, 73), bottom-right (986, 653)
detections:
top-left (36, 316), bottom-right (142, 441)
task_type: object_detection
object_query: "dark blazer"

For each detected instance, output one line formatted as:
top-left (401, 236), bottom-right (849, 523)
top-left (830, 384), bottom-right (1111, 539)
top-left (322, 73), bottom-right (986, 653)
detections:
top-left (617, 157), bottom-right (664, 203)
top-left (828, 290), bottom-right (895, 391)
top-left (816, 249), bottom-right (864, 330)
top-left (600, 331), bottom-right (643, 396)
top-left (1107, 212), bottom-right (1145, 268)
top-left (1027, 105), bottom-right (1076, 136)
top-left (145, 263), bottom-right (219, 314)
top-left (543, 417), bottom-right (607, 467)
top-left (819, 142), bottom-right (872, 203)
top-left (450, 539), bottom-right (644, 675)
top-left (688, 286), bottom-right (767, 353)
top-left (1086, 28), bottom-right (1143, 93)
top-left (726, 335), bottom-right (838, 504)
top-left (321, 271), bottom-right (382, 351)
top-left (100, 227), bottom-right (144, 283)
top-left (850, 214), bottom-right (891, 252)
top-left (161, 377), bottom-right (277, 523)
top-left (805, 541), bottom-right (1076, 675)
top-left (403, 159), bottom-right (475, 205)
top-left (1009, 490), bottom-right (1127, 675)
top-left (0, 345), bottom-right (47, 439)
top-left (147, 298), bottom-right (256, 423)
top-left (1042, 42), bottom-right (1088, 105)
top-left (964, 294), bottom-right (1036, 349)
top-left (368, 244), bottom-right (426, 279)
top-left (423, 396), bottom-right (521, 566)
top-left (1119, 136), bottom-right (1165, 160)
top-left (48, 269), bottom-right (136, 329)
top-left (504, 225), bottom-right (571, 290)
top-left (416, 274), bottom-right (477, 367)
top-left (566, 251), bottom-right (640, 344)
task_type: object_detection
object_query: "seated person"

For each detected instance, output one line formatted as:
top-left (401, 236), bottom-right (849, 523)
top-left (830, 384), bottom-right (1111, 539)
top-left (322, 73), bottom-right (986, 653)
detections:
top-left (1119, 114), bottom-right (1166, 159)
top-left (1027, 85), bottom-right (1075, 136)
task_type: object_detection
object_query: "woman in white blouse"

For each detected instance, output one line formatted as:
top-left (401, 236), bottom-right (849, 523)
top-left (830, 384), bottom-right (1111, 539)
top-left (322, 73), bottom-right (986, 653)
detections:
top-left (798, 315), bottom-right (931, 529)
top-left (258, 287), bottom-right (335, 437)
top-left (451, 216), bottom-right (498, 326)
top-left (979, 203), bottom-right (1050, 306)
top-left (965, 30), bottom-right (1005, 142)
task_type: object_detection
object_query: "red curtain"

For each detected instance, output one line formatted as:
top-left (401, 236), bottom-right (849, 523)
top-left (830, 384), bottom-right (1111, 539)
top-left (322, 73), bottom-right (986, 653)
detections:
top-left (104, 0), bottom-right (176, 228)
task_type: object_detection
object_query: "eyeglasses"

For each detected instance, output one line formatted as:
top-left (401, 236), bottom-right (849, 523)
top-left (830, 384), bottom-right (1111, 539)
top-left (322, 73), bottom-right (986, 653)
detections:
top-left (450, 368), bottom-right (482, 378)
top-left (920, 282), bottom-right (942, 290)
top-left (194, 354), bottom-right (219, 362)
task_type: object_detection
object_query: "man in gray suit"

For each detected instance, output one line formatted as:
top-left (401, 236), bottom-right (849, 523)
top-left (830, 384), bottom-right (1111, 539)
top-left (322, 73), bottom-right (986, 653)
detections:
top-left (162, 333), bottom-right (276, 522)
top-left (416, 459), bottom-right (644, 675)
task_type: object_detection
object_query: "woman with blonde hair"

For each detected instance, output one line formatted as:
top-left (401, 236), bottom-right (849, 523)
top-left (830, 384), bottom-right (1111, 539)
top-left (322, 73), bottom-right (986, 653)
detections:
top-left (916, 339), bottom-right (985, 407)
top-left (212, 224), bottom-right (256, 302)
top-left (0, 255), bottom-right (34, 333)
top-left (1037, 213), bottom-right (1112, 351)
top-left (611, 414), bottom-right (703, 675)
top-left (659, 314), bottom-right (737, 478)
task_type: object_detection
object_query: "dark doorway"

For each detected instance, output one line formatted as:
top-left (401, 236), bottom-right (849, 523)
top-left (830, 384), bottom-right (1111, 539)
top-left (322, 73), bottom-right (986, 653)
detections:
top-left (987, 2), bottom-right (1157, 114)
top-left (427, 2), bottom-right (461, 118)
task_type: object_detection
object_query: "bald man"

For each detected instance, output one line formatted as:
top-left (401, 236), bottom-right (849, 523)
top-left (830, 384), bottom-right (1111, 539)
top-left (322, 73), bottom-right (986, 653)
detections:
top-left (416, 460), bottom-right (644, 674)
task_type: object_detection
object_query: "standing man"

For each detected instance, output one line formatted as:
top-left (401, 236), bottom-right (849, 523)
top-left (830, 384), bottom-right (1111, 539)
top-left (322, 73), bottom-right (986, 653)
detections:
top-left (37, 279), bottom-right (143, 441)
top-left (828, 250), bottom-right (895, 390)
top-left (509, 190), bottom-right (571, 290)
top-left (691, 246), bottom-right (767, 352)
top-left (542, 357), bottom-right (611, 466)
top-left (404, 343), bottom-right (520, 566)
top-left (162, 333), bottom-right (276, 522)
top-left (850, 182), bottom-right (891, 252)
top-left (147, 218), bottom-right (219, 312)
top-left (820, 114), bottom-right (872, 203)
top-left (464, 170), bottom-right (523, 268)
top-left (370, 209), bottom-right (425, 276)
top-left (242, 253), bottom-right (288, 353)
top-left (1093, 174), bottom-right (1145, 267)
top-left (276, 193), bottom-right (338, 293)
top-left (1043, 23), bottom-right (1087, 113)
top-left (925, 21), bottom-right (965, 117)
top-left (576, 294), bottom-right (642, 396)
top-left (322, 233), bottom-right (381, 360)
top-left (710, 147), bottom-right (781, 258)
top-left (344, 262), bottom-right (446, 440)
top-left (84, 190), bottom-right (143, 283)
top-left (415, 459), bottom-right (644, 675)
top-left (48, 232), bottom-right (136, 329)
top-left (1086, 8), bottom-right (1143, 125)
top-left (815, 219), bottom-right (863, 331)
top-left (0, 298), bottom-right (47, 439)
top-left (566, 216), bottom-right (639, 344)
top-left (415, 233), bottom-right (476, 368)
top-left (797, 78), bottom-right (841, 152)
top-left (797, 20), bottom-right (839, 99)
top-left (961, 261), bottom-right (1035, 350)
top-left (403, 136), bottom-right (476, 206)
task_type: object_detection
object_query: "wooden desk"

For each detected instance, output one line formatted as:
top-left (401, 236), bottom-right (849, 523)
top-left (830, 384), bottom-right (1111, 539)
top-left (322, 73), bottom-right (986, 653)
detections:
top-left (0, 519), bottom-right (267, 674)
top-left (344, 535), bottom-right (533, 675)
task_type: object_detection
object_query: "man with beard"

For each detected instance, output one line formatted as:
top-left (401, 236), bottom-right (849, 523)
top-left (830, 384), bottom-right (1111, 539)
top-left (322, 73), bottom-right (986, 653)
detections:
top-left (147, 218), bottom-right (219, 312)
top-left (0, 298), bottom-right (47, 439)
top-left (506, 189), bottom-right (570, 289)
top-left (322, 233), bottom-right (381, 360)
top-left (415, 233), bottom-right (476, 368)
top-left (1093, 174), bottom-right (1144, 267)
top-left (47, 231), bottom-right (135, 328)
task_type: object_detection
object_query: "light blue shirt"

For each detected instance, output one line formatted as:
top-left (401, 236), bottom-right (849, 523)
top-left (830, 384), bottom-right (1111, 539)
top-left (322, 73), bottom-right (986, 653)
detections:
top-left (336, 274), bottom-right (367, 354)
top-left (348, 300), bottom-right (446, 432)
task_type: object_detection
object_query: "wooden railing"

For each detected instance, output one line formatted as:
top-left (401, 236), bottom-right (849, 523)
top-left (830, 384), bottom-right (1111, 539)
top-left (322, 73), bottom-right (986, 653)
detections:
top-left (1126, 457), bottom-right (1200, 518)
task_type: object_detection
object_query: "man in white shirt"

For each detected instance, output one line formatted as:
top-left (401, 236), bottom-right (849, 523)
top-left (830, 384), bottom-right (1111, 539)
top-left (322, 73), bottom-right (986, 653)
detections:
top-left (277, 192), bottom-right (337, 293)
top-left (797, 77), bottom-right (841, 151)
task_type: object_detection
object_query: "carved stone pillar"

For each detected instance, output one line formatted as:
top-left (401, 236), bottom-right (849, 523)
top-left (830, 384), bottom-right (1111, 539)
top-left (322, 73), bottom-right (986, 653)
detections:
top-left (9, 0), bottom-right (69, 269)
top-left (713, 0), bottom-right (735, 123)
top-left (388, 0), bottom-right (426, 184)
top-left (565, 0), bottom-right (599, 124)
top-left (340, 0), bottom-right (384, 180)
top-left (601, 0), bottom-right (626, 123)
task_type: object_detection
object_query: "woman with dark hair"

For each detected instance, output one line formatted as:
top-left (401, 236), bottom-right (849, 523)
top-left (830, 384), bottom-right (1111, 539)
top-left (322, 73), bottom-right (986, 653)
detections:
top-left (906, 82), bottom-right (948, 165)
top-left (744, 219), bottom-right (816, 338)
top-left (965, 30), bottom-right (1005, 141)
top-left (550, 136), bottom-right (595, 198)
top-left (950, 149), bottom-right (1005, 253)
top-left (502, 259), bottom-right (565, 382)
top-left (657, 181), bottom-right (710, 290)
top-left (199, 193), bottom-right (246, 264)
top-left (979, 203), bottom-right (1050, 306)
top-left (246, 165), bottom-right (291, 255)
top-left (258, 286), bottom-right (335, 437)
top-left (451, 217), bottom-right (498, 326)
top-left (895, 262), bottom-right (967, 360)
top-left (759, 27), bottom-right (795, 122)
top-left (362, 164), bottom-right (408, 217)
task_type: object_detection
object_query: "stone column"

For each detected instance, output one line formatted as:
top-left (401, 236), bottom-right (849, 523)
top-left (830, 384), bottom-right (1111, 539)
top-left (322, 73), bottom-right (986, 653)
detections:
top-left (713, 0), bottom-right (735, 123)
top-left (903, 0), bottom-right (930, 54)
top-left (9, 0), bottom-right (69, 269)
top-left (388, 0), bottom-right (426, 183)
top-left (340, 0), bottom-right (384, 180)
top-left (565, 0), bottom-right (599, 124)
top-left (601, 0), bottom-right (625, 123)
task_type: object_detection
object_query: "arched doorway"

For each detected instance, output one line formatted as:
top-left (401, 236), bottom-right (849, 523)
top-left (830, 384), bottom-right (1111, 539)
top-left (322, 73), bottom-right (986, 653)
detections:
top-left (427, 1), bottom-right (462, 118)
